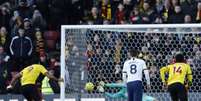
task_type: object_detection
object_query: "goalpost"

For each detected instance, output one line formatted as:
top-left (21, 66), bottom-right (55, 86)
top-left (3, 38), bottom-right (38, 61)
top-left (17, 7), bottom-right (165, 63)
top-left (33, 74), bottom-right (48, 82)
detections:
top-left (60, 24), bottom-right (201, 101)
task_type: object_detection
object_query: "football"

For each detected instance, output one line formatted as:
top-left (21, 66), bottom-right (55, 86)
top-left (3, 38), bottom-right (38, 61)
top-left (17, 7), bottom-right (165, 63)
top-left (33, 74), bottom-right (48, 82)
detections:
top-left (85, 82), bottom-right (94, 91)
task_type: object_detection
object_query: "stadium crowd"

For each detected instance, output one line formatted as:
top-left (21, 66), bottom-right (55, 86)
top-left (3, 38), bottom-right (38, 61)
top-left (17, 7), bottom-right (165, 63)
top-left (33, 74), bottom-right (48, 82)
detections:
top-left (0, 0), bottom-right (201, 94)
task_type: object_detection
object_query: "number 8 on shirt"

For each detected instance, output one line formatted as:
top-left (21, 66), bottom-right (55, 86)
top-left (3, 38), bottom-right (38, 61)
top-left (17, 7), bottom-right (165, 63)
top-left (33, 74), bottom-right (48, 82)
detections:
top-left (122, 49), bottom-right (150, 101)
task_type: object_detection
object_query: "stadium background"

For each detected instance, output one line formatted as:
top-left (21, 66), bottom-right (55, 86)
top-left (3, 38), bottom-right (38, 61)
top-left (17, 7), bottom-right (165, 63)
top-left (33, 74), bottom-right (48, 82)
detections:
top-left (0, 0), bottom-right (201, 100)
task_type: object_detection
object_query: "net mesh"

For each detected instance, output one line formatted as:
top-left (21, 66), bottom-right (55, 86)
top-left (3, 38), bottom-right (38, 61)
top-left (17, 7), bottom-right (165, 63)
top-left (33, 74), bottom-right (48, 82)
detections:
top-left (64, 27), bottom-right (201, 100)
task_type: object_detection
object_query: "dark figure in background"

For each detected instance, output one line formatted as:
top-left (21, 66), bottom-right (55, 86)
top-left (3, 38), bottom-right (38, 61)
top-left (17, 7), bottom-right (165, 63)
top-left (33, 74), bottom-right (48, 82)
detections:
top-left (48, 0), bottom-right (67, 29)
top-left (23, 18), bottom-right (34, 39)
top-left (0, 46), bottom-right (10, 94)
top-left (0, 5), bottom-right (11, 30)
top-left (16, 0), bottom-right (32, 19)
top-left (32, 10), bottom-right (47, 31)
top-left (168, 5), bottom-right (185, 23)
top-left (9, 27), bottom-right (33, 72)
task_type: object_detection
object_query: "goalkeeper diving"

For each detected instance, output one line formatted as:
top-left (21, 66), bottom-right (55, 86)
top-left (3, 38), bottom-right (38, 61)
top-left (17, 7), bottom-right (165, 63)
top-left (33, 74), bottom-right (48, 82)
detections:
top-left (100, 82), bottom-right (158, 101)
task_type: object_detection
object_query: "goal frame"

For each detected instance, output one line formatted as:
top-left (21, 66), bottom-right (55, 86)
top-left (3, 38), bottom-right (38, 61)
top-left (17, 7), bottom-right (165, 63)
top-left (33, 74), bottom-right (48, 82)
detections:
top-left (60, 24), bottom-right (201, 101)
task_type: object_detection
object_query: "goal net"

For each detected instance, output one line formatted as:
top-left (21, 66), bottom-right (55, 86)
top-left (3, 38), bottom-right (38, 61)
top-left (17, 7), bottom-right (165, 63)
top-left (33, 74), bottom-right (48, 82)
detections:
top-left (60, 24), bottom-right (201, 101)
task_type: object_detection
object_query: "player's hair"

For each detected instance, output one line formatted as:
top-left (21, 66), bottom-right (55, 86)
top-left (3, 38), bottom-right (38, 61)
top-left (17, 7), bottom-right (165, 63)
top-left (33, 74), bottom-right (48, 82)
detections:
top-left (175, 53), bottom-right (185, 62)
top-left (129, 48), bottom-right (138, 57)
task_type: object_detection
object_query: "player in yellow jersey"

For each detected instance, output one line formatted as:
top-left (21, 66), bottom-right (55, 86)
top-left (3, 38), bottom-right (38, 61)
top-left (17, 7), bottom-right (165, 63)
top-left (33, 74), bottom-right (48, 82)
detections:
top-left (160, 53), bottom-right (192, 101)
top-left (7, 64), bottom-right (63, 101)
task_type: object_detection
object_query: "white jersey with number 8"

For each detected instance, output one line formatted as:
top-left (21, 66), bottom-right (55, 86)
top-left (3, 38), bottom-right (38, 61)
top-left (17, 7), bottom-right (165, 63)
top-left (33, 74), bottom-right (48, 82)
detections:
top-left (123, 58), bottom-right (147, 83)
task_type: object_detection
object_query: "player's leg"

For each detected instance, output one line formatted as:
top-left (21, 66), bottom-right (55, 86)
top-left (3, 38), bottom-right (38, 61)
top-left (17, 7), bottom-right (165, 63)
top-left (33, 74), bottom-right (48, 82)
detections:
top-left (127, 82), bottom-right (134, 101)
top-left (21, 85), bottom-right (34, 101)
top-left (32, 85), bottom-right (42, 101)
top-left (177, 84), bottom-right (188, 101)
top-left (133, 81), bottom-right (142, 101)
top-left (168, 83), bottom-right (179, 101)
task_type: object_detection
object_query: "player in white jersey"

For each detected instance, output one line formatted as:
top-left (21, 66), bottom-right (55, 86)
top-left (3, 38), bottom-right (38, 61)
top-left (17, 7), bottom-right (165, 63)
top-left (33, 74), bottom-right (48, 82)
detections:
top-left (122, 48), bottom-right (151, 101)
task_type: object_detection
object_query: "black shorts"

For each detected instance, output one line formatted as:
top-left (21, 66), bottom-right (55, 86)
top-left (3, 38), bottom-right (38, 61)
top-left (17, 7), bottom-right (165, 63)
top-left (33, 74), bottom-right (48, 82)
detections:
top-left (21, 84), bottom-right (41, 101)
top-left (168, 82), bottom-right (188, 101)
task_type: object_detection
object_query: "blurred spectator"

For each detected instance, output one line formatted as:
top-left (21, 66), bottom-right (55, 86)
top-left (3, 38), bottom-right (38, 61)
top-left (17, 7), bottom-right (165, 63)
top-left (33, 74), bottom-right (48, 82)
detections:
top-left (0, 26), bottom-right (9, 50)
top-left (16, 0), bottom-right (32, 19)
top-left (26, 0), bottom-right (34, 7)
top-left (141, 2), bottom-right (156, 23)
top-left (0, 45), bottom-right (10, 94)
top-left (187, 57), bottom-right (196, 70)
top-left (68, 0), bottom-right (84, 24)
top-left (34, 28), bottom-right (45, 57)
top-left (83, 0), bottom-right (93, 12)
top-left (194, 51), bottom-right (201, 69)
top-left (87, 43), bottom-right (94, 57)
top-left (164, 0), bottom-right (179, 18)
top-left (9, 10), bottom-right (22, 37)
top-left (86, 7), bottom-right (102, 24)
top-left (0, 5), bottom-right (10, 29)
top-left (196, 2), bottom-right (201, 22)
top-left (34, 0), bottom-right (49, 22)
top-left (194, 34), bottom-right (201, 44)
top-left (49, 54), bottom-right (60, 70)
top-left (168, 5), bottom-right (185, 23)
top-left (114, 39), bottom-right (122, 64)
top-left (100, 0), bottom-right (112, 21)
top-left (149, 65), bottom-right (157, 78)
top-left (9, 27), bottom-right (33, 72)
top-left (184, 14), bottom-right (193, 23)
top-left (32, 9), bottom-right (47, 30)
top-left (39, 52), bottom-right (49, 68)
top-left (154, 16), bottom-right (163, 24)
top-left (104, 32), bottom-right (115, 48)
top-left (43, 31), bottom-right (59, 51)
top-left (155, 0), bottom-right (165, 16)
top-left (130, 7), bottom-right (142, 24)
top-left (123, 0), bottom-right (134, 20)
top-left (193, 44), bottom-right (199, 53)
top-left (111, 0), bottom-right (121, 17)
top-left (93, 33), bottom-right (100, 47)
top-left (103, 19), bottom-right (111, 24)
top-left (86, 43), bottom-right (94, 69)
top-left (115, 3), bottom-right (126, 24)
top-left (171, 0), bottom-right (180, 7)
top-left (0, 27), bottom-right (7, 45)
top-left (181, 0), bottom-right (197, 21)
top-left (23, 18), bottom-right (34, 39)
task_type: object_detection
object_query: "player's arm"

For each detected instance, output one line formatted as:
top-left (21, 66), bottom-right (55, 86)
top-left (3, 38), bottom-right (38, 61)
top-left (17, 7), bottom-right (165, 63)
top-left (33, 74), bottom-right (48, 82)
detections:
top-left (7, 72), bottom-right (22, 89)
top-left (187, 65), bottom-right (193, 86)
top-left (143, 61), bottom-right (150, 86)
top-left (160, 66), bottom-right (169, 84)
top-left (39, 65), bottom-right (62, 82)
top-left (122, 62), bottom-right (127, 84)
top-left (45, 72), bottom-right (60, 82)
top-left (144, 69), bottom-right (150, 85)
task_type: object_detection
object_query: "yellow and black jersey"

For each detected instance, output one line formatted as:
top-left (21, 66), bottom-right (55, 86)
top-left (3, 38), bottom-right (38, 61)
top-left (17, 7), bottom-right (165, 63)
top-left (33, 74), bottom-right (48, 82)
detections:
top-left (20, 64), bottom-right (48, 86)
top-left (160, 63), bottom-right (192, 85)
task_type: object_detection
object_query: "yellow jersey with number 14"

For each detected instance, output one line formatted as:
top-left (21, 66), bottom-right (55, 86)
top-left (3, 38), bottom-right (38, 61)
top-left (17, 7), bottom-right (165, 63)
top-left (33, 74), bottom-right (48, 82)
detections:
top-left (160, 63), bottom-right (192, 85)
top-left (20, 64), bottom-right (48, 86)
